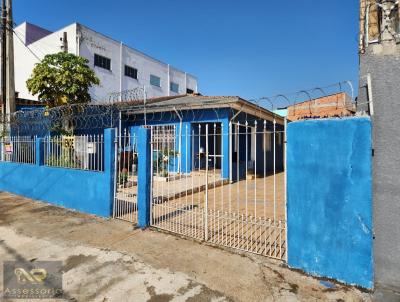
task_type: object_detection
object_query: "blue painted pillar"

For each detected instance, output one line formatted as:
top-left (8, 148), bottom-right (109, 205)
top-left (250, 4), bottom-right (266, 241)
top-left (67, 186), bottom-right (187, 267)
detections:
top-left (181, 122), bottom-right (192, 174)
top-left (130, 125), bottom-right (140, 141)
top-left (221, 118), bottom-right (230, 179)
top-left (35, 138), bottom-right (44, 166)
top-left (137, 127), bottom-right (151, 228)
top-left (104, 128), bottom-right (116, 217)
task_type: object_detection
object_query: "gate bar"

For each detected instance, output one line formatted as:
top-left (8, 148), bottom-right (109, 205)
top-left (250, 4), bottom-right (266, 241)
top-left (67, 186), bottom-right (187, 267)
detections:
top-left (112, 128), bottom-right (118, 218)
top-left (205, 124), bottom-right (209, 241)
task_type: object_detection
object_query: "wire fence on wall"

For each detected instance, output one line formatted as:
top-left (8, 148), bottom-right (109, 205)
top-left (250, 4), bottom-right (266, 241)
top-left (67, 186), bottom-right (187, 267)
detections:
top-left (0, 81), bottom-right (362, 136)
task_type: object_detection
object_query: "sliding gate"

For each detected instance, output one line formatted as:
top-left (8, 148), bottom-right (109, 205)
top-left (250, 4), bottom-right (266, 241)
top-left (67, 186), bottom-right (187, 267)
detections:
top-left (150, 122), bottom-right (287, 261)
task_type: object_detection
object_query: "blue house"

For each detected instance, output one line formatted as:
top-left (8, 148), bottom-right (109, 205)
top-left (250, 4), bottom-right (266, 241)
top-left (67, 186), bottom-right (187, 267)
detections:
top-left (120, 95), bottom-right (285, 181)
top-left (7, 94), bottom-right (285, 182)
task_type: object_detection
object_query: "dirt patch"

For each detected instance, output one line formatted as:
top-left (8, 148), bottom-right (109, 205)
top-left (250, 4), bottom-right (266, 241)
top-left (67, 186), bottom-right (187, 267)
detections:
top-left (186, 285), bottom-right (234, 302)
top-left (288, 283), bottom-right (299, 294)
top-left (84, 276), bottom-right (125, 301)
top-left (63, 254), bottom-right (97, 272)
top-left (271, 268), bottom-right (285, 280)
top-left (147, 285), bottom-right (174, 302)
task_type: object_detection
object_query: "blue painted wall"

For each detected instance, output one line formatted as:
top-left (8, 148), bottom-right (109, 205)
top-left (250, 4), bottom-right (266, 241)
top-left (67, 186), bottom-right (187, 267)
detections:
top-left (0, 129), bottom-right (115, 217)
top-left (287, 117), bottom-right (373, 289)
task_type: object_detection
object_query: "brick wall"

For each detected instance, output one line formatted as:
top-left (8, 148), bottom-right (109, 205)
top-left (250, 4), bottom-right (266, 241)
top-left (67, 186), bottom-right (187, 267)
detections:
top-left (287, 92), bottom-right (355, 121)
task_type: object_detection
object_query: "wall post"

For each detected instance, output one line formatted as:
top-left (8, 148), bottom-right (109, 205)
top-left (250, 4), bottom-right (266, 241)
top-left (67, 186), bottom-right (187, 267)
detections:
top-left (137, 127), bottom-right (151, 228)
top-left (221, 118), bottom-right (230, 179)
top-left (104, 128), bottom-right (116, 217)
top-left (35, 137), bottom-right (43, 166)
top-left (180, 121), bottom-right (191, 174)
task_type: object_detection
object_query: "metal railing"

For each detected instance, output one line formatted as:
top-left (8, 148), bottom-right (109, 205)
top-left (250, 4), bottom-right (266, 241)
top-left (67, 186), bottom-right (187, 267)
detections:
top-left (0, 136), bottom-right (36, 164)
top-left (43, 134), bottom-right (104, 172)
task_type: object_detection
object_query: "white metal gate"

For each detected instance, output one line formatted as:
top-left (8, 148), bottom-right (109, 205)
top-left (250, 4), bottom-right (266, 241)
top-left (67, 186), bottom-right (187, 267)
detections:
top-left (113, 129), bottom-right (139, 223)
top-left (150, 120), bottom-right (287, 261)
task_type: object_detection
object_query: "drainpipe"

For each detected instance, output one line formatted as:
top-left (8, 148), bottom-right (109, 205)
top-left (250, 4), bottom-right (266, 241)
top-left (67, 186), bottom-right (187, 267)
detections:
top-left (167, 64), bottom-right (170, 96)
top-left (143, 85), bottom-right (147, 126)
top-left (173, 106), bottom-right (182, 174)
top-left (119, 42), bottom-right (123, 102)
top-left (184, 72), bottom-right (187, 93)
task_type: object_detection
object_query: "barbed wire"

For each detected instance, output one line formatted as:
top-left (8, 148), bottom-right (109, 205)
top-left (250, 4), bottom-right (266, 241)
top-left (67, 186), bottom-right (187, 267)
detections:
top-left (106, 87), bottom-right (147, 104)
top-left (0, 80), bottom-right (361, 135)
top-left (250, 80), bottom-right (355, 112)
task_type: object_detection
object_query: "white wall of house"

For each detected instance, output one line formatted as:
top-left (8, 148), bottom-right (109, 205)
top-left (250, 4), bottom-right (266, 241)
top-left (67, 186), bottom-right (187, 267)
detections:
top-left (10, 22), bottom-right (198, 103)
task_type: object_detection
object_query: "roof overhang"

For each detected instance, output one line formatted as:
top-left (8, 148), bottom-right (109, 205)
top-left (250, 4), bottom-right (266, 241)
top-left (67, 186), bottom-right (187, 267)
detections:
top-left (120, 98), bottom-right (284, 125)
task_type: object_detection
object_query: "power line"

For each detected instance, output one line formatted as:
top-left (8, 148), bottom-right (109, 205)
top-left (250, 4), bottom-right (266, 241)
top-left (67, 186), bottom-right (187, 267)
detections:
top-left (8, 25), bottom-right (42, 62)
top-left (13, 26), bottom-right (64, 52)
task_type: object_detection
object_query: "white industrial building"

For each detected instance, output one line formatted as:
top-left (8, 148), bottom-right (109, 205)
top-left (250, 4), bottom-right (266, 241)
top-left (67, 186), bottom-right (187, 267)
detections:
top-left (13, 22), bottom-right (198, 102)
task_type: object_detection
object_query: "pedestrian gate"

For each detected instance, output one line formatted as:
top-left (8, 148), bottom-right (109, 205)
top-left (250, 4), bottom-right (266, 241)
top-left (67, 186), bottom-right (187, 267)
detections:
top-left (149, 122), bottom-right (287, 261)
top-left (113, 129), bottom-right (138, 223)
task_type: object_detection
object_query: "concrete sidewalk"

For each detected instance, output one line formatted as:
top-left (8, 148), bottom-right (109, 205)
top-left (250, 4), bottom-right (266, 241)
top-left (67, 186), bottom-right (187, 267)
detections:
top-left (0, 192), bottom-right (371, 301)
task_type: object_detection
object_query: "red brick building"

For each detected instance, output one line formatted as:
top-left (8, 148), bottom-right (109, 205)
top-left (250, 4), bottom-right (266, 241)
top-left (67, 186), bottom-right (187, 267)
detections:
top-left (286, 92), bottom-right (355, 121)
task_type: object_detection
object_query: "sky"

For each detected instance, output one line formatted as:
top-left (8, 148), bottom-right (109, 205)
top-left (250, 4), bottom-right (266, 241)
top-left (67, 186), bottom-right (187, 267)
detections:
top-left (13, 0), bottom-right (360, 101)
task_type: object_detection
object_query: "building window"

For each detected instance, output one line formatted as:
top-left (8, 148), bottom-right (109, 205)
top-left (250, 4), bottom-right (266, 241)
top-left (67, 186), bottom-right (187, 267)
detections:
top-left (94, 54), bottom-right (111, 70)
top-left (150, 74), bottom-right (161, 87)
top-left (170, 82), bottom-right (179, 93)
top-left (186, 88), bottom-right (194, 94)
top-left (125, 65), bottom-right (138, 79)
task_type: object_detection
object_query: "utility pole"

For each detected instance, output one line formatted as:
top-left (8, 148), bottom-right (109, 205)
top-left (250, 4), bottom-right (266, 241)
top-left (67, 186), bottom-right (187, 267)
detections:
top-left (5, 0), bottom-right (15, 115)
top-left (1, 0), bottom-right (6, 125)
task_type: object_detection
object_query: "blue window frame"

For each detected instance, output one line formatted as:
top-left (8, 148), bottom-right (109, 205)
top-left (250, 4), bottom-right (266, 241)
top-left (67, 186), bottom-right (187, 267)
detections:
top-left (150, 74), bottom-right (161, 87)
top-left (170, 82), bottom-right (179, 93)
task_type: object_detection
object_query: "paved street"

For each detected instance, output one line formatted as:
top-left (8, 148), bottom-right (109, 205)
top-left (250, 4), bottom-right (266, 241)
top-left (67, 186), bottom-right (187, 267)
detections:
top-left (0, 192), bottom-right (371, 301)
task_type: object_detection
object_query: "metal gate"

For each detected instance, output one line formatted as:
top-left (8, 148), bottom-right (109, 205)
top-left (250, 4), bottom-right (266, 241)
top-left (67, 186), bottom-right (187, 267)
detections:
top-left (113, 129), bottom-right (139, 223)
top-left (150, 120), bottom-right (287, 261)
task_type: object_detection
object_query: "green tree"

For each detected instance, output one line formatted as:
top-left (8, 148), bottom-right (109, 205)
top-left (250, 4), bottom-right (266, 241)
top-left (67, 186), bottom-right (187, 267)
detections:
top-left (26, 52), bottom-right (99, 107)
